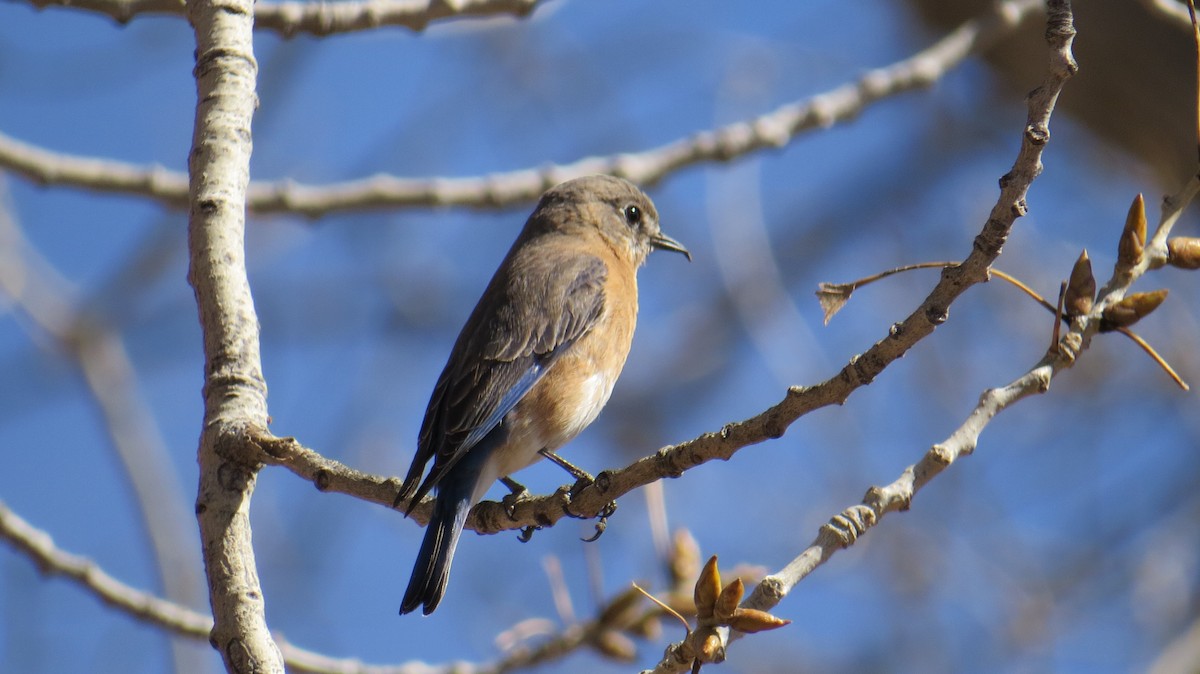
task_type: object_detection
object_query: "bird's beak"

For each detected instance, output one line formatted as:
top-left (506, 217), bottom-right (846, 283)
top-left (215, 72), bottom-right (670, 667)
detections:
top-left (651, 232), bottom-right (691, 261)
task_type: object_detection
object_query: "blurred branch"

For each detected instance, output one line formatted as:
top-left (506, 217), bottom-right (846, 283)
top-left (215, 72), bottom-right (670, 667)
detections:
top-left (1147, 611), bottom-right (1200, 674)
top-left (1141, 0), bottom-right (1194, 28)
top-left (185, 0), bottom-right (279, 671)
top-left (22, 0), bottom-right (548, 37)
top-left (0, 0), bottom-right (1041, 217)
top-left (0, 192), bottom-right (208, 673)
top-left (0, 498), bottom-right (663, 674)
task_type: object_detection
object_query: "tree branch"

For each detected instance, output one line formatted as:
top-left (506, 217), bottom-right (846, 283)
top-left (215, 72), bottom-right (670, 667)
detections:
top-left (0, 498), bottom-right (663, 674)
top-left (22, 0), bottom-right (547, 36)
top-left (0, 0), bottom-right (1041, 217)
top-left (636, 1), bottom-right (1080, 671)
top-left (185, 0), bottom-right (280, 670)
top-left (0, 500), bottom-right (214, 639)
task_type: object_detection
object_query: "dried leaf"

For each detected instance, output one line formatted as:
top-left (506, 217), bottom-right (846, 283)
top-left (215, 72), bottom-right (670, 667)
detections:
top-left (816, 283), bottom-right (854, 325)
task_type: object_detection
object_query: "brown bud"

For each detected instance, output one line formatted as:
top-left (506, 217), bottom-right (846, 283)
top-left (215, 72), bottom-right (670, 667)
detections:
top-left (1167, 237), bottom-right (1200, 270)
top-left (694, 556), bottom-right (721, 620)
top-left (694, 626), bottom-right (724, 663)
top-left (1117, 194), bottom-right (1147, 269)
top-left (592, 630), bottom-right (637, 662)
top-left (728, 608), bottom-right (792, 634)
top-left (1064, 249), bottom-right (1096, 316)
top-left (1100, 289), bottom-right (1168, 332)
top-left (714, 577), bottom-right (744, 623)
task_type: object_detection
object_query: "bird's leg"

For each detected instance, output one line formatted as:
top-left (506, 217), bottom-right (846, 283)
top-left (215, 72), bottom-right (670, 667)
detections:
top-left (538, 448), bottom-right (618, 542)
top-left (500, 476), bottom-right (541, 542)
top-left (538, 448), bottom-right (594, 483)
top-left (500, 476), bottom-right (529, 518)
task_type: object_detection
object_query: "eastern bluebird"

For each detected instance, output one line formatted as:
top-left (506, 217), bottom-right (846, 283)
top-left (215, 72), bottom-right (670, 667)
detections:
top-left (395, 175), bottom-right (689, 615)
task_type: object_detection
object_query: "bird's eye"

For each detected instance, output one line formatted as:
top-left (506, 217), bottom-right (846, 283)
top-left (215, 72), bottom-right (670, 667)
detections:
top-left (622, 204), bottom-right (642, 226)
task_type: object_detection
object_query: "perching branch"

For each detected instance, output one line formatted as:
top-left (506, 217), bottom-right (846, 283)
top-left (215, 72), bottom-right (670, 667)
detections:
top-left (0, 0), bottom-right (1041, 217)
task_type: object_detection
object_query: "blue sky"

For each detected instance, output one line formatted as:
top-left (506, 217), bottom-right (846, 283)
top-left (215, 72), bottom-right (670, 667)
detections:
top-left (1, 2), bottom-right (1198, 673)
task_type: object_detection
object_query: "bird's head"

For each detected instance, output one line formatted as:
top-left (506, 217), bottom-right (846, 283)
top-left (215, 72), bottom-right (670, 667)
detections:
top-left (529, 175), bottom-right (691, 267)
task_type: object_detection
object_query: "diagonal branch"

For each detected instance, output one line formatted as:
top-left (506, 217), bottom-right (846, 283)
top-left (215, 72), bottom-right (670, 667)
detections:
top-left (0, 0), bottom-right (1042, 218)
top-left (0, 500), bottom-right (214, 639)
top-left (648, 3), bottom-right (1089, 666)
top-left (731, 168), bottom-right (1200, 671)
top-left (22, 0), bottom-right (548, 37)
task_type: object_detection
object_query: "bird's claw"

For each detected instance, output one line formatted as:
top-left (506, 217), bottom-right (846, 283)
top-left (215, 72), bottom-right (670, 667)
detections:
top-left (579, 499), bottom-right (618, 542)
top-left (517, 525), bottom-right (539, 543)
top-left (500, 485), bottom-right (530, 520)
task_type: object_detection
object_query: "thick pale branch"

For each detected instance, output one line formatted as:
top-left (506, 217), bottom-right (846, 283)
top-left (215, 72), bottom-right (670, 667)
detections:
top-left (0, 0), bottom-right (1040, 217)
top-left (186, 0), bottom-right (279, 671)
top-left (23, 0), bottom-right (547, 36)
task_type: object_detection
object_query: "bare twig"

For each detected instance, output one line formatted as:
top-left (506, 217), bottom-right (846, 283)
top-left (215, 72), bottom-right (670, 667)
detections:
top-left (0, 0), bottom-right (1041, 217)
top-left (731, 166), bottom-right (1199, 648)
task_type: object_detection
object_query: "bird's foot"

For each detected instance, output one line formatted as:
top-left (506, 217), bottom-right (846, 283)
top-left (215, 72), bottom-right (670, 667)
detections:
top-left (500, 476), bottom-right (530, 519)
top-left (517, 525), bottom-right (539, 543)
top-left (581, 500), bottom-right (618, 542)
